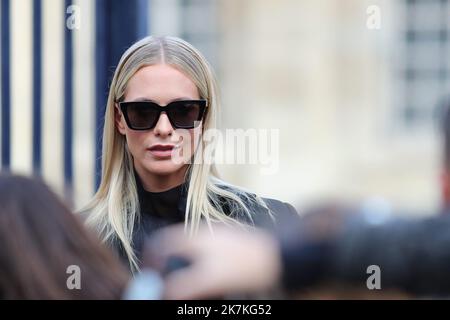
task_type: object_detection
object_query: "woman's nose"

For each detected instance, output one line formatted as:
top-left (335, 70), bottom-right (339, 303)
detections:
top-left (153, 112), bottom-right (174, 137)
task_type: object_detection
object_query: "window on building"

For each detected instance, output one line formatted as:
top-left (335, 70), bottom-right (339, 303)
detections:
top-left (397, 0), bottom-right (450, 129)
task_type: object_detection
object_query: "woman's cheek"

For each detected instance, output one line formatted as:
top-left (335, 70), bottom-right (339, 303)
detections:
top-left (127, 131), bottom-right (147, 158)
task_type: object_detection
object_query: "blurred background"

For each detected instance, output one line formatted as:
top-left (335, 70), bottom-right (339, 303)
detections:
top-left (0, 0), bottom-right (449, 216)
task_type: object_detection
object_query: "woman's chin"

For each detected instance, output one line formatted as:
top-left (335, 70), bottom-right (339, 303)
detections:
top-left (142, 161), bottom-right (186, 176)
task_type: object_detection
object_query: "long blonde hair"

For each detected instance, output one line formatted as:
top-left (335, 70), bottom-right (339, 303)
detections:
top-left (82, 36), bottom-right (271, 272)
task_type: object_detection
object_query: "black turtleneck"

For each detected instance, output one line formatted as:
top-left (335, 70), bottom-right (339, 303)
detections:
top-left (136, 173), bottom-right (187, 222)
top-left (128, 172), bottom-right (189, 264)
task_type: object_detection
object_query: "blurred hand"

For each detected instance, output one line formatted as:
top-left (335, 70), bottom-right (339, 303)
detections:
top-left (144, 224), bottom-right (282, 299)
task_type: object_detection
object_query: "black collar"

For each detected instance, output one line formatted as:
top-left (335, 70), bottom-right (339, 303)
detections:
top-left (134, 172), bottom-right (188, 222)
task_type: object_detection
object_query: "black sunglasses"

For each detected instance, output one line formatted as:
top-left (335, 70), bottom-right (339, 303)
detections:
top-left (118, 99), bottom-right (207, 130)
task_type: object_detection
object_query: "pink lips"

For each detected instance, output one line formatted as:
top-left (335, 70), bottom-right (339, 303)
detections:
top-left (147, 144), bottom-right (176, 158)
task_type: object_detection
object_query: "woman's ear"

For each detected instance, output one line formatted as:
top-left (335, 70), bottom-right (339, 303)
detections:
top-left (115, 105), bottom-right (126, 135)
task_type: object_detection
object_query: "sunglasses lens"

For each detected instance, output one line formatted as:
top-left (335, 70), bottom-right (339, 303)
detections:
top-left (169, 102), bottom-right (203, 128)
top-left (126, 103), bottom-right (160, 129)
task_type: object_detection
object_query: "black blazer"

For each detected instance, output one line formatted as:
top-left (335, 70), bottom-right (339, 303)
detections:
top-left (113, 177), bottom-right (299, 269)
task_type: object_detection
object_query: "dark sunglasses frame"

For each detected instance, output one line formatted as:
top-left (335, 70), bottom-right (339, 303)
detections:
top-left (118, 99), bottom-right (208, 130)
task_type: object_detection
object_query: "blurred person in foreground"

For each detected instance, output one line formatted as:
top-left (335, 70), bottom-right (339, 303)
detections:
top-left (146, 202), bottom-right (450, 299)
top-left (0, 174), bottom-right (130, 299)
top-left (440, 100), bottom-right (450, 213)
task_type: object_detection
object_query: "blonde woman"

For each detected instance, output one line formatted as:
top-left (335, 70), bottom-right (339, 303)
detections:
top-left (83, 36), bottom-right (297, 272)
